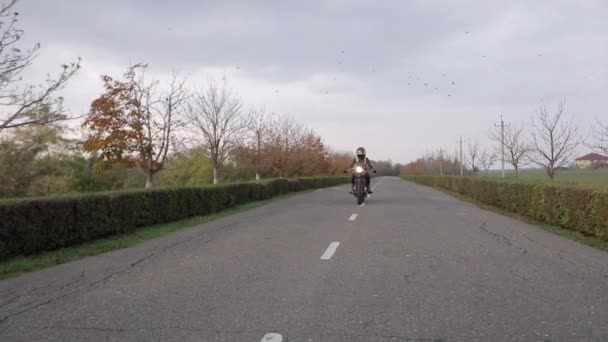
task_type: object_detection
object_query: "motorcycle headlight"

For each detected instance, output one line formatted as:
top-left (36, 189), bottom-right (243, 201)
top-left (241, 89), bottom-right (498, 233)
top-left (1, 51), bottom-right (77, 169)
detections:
top-left (355, 166), bottom-right (364, 174)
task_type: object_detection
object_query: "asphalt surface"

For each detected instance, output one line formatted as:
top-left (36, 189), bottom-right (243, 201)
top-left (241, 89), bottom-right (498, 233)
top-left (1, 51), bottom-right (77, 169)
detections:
top-left (1, 177), bottom-right (607, 342)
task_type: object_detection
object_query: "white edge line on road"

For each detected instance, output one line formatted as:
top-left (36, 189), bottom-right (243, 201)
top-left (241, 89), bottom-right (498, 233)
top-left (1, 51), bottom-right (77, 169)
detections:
top-left (348, 214), bottom-right (358, 221)
top-left (261, 333), bottom-right (283, 342)
top-left (321, 242), bottom-right (340, 260)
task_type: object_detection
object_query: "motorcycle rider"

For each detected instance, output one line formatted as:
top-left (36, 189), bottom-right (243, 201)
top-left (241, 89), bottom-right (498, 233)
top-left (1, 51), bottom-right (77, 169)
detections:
top-left (344, 147), bottom-right (376, 194)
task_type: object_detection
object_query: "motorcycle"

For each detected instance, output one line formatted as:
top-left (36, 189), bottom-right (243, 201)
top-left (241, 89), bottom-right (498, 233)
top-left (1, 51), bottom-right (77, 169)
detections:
top-left (345, 166), bottom-right (376, 205)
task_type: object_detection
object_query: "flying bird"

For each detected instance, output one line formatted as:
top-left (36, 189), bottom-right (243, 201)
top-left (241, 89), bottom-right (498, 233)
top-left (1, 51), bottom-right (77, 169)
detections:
top-left (451, 81), bottom-right (455, 85)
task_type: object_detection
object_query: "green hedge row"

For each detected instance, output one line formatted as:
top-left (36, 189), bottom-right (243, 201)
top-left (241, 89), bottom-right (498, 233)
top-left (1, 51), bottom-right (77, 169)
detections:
top-left (404, 176), bottom-right (608, 241)
top-left (0, 177), bottom-right (349, 261)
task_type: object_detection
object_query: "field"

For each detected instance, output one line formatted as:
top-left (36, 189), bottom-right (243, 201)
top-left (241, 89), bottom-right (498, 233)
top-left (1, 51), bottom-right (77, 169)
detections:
top-left (483, 168), bottom-right (608, 189)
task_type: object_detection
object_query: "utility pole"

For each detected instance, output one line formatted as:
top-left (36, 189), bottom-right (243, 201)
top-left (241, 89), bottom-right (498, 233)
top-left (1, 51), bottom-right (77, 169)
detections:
top-left (458, 136), bottom-right (464, 176)
top-left (438, 148), bottom-right (444, 176)
top-left (493, 115), bottom-right (510, 178)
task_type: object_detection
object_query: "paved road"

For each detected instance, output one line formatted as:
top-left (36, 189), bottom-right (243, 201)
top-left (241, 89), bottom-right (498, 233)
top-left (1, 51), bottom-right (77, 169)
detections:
top-left (1, 177), bottom-right (607, 342)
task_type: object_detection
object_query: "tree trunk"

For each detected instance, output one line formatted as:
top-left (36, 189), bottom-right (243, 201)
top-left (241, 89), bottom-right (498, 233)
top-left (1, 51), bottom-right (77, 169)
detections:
top-left (514, 165), bottom-right (519, 178)
top-left (213, 167), bottom-right (219, 184)
top-left (547, 167), bottom-right (555, 179)
top-left (145, 171), bottom-right (153, 189)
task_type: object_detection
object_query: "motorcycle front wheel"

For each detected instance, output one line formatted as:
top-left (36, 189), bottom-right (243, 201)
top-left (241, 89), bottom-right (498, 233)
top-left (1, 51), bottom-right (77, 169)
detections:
top-left (357, 189), bottom-right (365, 205)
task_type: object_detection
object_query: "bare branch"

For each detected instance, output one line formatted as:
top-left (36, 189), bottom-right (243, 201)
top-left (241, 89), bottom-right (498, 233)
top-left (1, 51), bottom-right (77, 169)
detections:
top-left (489, 123), bottom-right (532, 176)
top-left (186, 77), bottom-right (250, 184)
top-left (248, 106), bottom-right (271, 179)
top-left (479, 148), bottom-right (497, 174)
top-left (466, 140), bottom-right (480, 174)
top-left (0, 1), bottom-right (80, 135)
top-left (530, 101), bottom-right (580, 179)
top-left (588, 119), bottom-right (608, 156)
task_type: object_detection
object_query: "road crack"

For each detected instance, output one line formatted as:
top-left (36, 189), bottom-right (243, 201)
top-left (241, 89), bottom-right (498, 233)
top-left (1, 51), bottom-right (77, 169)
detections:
top-left (0, 290), bottom-right (79, 325)
top-left (130, 253), bottom-right (155, 267)
top-left (479, 222), bottom-right (512, 246)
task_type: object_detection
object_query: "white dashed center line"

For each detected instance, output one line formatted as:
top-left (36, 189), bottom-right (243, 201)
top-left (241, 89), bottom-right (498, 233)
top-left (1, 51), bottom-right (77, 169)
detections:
top-left (261, 333), bottom-right (283, 342)
top-left (321, 242), bottom-right (340, 260)
top-left (348, 214), bottom-right (358, 221)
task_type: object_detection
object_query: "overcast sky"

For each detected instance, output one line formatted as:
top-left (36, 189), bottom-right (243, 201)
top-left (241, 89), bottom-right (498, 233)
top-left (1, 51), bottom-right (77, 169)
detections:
top-left (17, 0), bottom-right (608, 163)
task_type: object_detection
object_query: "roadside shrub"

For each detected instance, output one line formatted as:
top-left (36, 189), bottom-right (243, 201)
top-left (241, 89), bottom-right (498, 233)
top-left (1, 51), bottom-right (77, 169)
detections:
top-left (404, 175), bottom-right (608, 242)
top-left (0, 176), bottom-right (349, 261)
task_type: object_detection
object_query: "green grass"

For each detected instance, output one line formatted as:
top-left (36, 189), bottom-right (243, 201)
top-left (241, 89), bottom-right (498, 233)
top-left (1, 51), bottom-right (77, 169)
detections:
top-left (0, 192), bottom-right (299, 279)
top-left (537, 223), bottom-right (608, 251)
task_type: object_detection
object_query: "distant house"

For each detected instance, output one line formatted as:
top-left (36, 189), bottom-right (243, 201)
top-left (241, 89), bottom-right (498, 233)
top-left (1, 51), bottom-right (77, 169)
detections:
top-left (575, 153), bottom-right (608, 169)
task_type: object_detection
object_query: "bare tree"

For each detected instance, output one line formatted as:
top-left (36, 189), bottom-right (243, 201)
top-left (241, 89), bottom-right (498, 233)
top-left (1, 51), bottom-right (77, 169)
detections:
top-left (530, 102), bottom-right (580, 179)
top-left (490, 124), bottom-right (532, 177)
top-left (588, 119), bottom-right (608, 156)
top-left (187, 78), bottom-right (249, 184)
top-left (479, 148), bottom-right (497, 175)
top-left (0, 0), bottom-right (80, 135)
top-left (467, 140), bottom-right (480, 174)
top-left (249, 107), bottom-right (272, 180)
top-left (146, 71), bottom-right (189, 188)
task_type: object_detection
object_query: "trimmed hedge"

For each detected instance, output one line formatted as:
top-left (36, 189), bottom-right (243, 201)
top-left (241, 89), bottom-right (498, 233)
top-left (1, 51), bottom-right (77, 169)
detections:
top-left (0, 176), bottom-right (348, 261)
top-left (404, 176), bottom-right (608, 241)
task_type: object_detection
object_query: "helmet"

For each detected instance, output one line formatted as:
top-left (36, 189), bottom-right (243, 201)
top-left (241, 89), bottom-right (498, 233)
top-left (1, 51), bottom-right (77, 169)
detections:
top-left (356, 147), bottom-right (366, 159)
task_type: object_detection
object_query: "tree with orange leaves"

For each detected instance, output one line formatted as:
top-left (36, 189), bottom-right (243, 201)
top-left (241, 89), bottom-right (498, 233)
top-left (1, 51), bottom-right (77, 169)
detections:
top-left (83, 64), bottom-right (187, 188)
